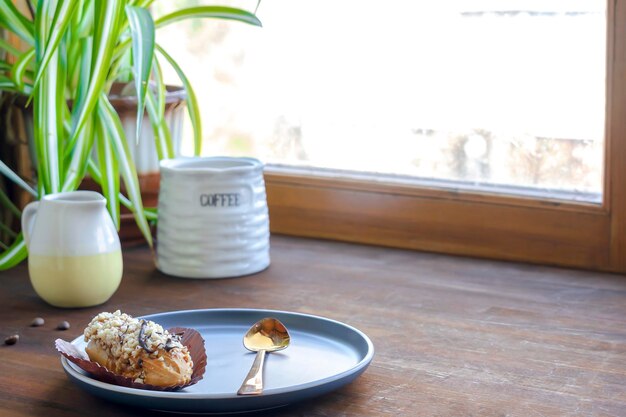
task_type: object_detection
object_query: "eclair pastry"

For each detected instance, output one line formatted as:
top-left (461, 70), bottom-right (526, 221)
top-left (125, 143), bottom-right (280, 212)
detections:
top-left (83, 311), bottom-right (193, 387)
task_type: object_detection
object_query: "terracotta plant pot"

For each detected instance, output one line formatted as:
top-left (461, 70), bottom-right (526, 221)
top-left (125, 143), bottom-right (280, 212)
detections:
top-left (105, 83), bottom-right (187, 247)
top-left (107, 83), bottom-right (186, 175)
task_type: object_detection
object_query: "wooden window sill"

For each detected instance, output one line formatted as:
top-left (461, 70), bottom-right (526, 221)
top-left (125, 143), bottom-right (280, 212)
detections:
top-left (265, 168), bottom-right (613, 271)
top-left (2, 235), bottom-right (625, 416)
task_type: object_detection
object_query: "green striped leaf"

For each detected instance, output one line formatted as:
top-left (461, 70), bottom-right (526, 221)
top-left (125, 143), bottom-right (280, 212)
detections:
top-left (0, 159), bottom-right (37, 197)
top-left (98, 94), bottom-right (153, 247)
top-left (126, 6), bottom-right (155, 145)
top-left (155, 6), bottom-right (262, 29)
top-left (0, 74), bottom-right (32, 95)
top-left (144, 60), bottom-right (167, 159)
top-left (32, 0), bottom-right (79, 91)
top-left (87, 159), bottom-right (158, 222)
top-left (69, 0), bottom-right (124, 151)
top-left (66, 48), bottom-right (80, 94)
top-left (0, 186), bottom-right (21, 218)
top-left (153, 56), bottom-right (165, 117)
top-left (107, 41), bottom-right (133, 89)
top-left (145, 90), bottom-right (173, 160)
top-left (33, 39), bottom-right (65, 194)
top-left (11, 47), bottom-right (34, 92)
top-left (95, 116), bottom-right (120, 229)
top-left (62, 115), bottom-right (95, 192)
top-left (0, 75), bottom-right (15, 89)
top-left (156, 44), bottom-right (202, 156)
top-left (0, 78), bottom-right (33, 96)
top-left (0, 235), bottom-right (27, 270)
top-left (76, 0), bottom-right (94, 38)
top-left (0, 1), bottom-right (35, 45)
top-left (69, 37), bottom-right (92, 123)
top-left (32, 3), bottom-right (51, 193)
top-left (0, 37), bottom-right (22, 58)
top-left (132, 0), bottom-right (156, 8)
top-left (32, 0), bottom-right (71, 194)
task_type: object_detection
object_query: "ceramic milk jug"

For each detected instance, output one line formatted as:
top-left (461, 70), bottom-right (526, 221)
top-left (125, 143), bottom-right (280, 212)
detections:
top-left (21, 191), bottom-right (123, 307)
top-left (157, 157), bottom-right (270, 278)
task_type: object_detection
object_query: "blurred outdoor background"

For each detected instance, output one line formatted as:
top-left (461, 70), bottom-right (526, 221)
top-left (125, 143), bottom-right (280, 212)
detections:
top-left (154, 0), bottom-right (606, 201)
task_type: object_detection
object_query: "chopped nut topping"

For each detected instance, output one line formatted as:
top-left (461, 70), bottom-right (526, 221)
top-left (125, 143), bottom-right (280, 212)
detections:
top-left (83, 310), bottom-right (187, 378)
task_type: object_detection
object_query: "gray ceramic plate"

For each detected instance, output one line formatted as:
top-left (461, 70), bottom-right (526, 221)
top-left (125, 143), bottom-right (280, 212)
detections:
top-left (60, 308), bottom-right (374, 414)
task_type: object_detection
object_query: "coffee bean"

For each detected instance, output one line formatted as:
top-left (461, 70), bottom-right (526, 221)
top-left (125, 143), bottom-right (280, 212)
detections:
top-left (57, 321), bottom-right (70, 331)
top-left (4, 335), bottom-right (19, 345)
top-left (31, 317), bottom-right (45, 327)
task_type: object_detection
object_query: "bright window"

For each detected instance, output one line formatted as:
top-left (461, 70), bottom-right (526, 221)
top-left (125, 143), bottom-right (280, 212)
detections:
top-left (156, 0), bottom-right (606, 201)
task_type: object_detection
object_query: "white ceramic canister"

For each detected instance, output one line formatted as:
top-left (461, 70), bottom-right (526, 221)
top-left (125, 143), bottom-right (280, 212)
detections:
top-left (157, 157), bottom-right (270, 278)
top-left (21, 191), bottom-right (123, 307)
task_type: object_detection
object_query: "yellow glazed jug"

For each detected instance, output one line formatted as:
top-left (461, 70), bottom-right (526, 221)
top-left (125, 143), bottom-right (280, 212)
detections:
top-left (21, 191), bottom-right (123, 308)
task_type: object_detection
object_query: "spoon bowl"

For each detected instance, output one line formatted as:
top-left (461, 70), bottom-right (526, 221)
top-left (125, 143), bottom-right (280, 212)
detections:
top-left (237, 318), bottom-right (291, 395)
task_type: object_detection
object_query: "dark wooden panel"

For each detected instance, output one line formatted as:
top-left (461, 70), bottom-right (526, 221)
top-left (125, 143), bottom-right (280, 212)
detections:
top-left (1, 236), bottom-right (625, 416)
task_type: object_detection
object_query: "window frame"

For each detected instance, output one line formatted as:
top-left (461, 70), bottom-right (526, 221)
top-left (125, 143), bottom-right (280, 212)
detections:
top-left (263, 0), bottom-right (626, 273)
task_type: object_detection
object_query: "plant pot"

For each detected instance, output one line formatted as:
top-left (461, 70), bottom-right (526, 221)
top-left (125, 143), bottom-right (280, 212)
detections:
top-left (107, 83), bottom-right (187, 175)
top-left (0, 83), bottom-right (187, 247)
top-left (105, 83), bottom-right (187, 247)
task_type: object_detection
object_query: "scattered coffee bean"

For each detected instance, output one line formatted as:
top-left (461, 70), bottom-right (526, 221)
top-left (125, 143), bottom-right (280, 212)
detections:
top-left (57, 321), bottom-right (70, 331)
top-left (4, 334), bottom-right (19, 345)
top-left (31, 317), bottom-right (45, 327)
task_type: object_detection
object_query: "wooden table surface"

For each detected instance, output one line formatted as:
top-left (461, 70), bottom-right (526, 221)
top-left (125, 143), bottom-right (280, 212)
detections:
top-left (1, 235), bottom-right (626, 417)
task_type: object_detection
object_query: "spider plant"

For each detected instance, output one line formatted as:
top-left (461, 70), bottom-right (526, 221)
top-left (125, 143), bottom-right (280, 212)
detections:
top-left (0, 0), bottom-right (261, 269)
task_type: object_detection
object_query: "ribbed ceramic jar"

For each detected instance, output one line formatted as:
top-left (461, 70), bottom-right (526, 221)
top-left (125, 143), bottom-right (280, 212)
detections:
top-left (157, 157), bottom-right (270, 278)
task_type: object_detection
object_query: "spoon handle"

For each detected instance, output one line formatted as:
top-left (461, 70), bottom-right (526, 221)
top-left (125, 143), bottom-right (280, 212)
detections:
top-left (237, 349), bottom-right (266, 395)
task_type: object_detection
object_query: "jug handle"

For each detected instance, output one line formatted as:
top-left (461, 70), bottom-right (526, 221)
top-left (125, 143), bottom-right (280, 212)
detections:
top-left (21, 201), bottom-right (39, 248)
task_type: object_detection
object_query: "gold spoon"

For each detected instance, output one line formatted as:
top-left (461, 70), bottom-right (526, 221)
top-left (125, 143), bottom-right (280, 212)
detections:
top-left (237, 317), bottom-right (291, 395)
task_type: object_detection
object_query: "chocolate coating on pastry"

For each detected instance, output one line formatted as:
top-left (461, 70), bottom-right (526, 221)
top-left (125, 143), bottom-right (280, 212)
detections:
top-left (139, 320), bottom-right (156, 353)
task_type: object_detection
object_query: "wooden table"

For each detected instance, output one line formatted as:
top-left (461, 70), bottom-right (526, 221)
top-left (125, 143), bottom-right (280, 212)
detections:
top-left (2, 236), bottom-right (626, 416)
